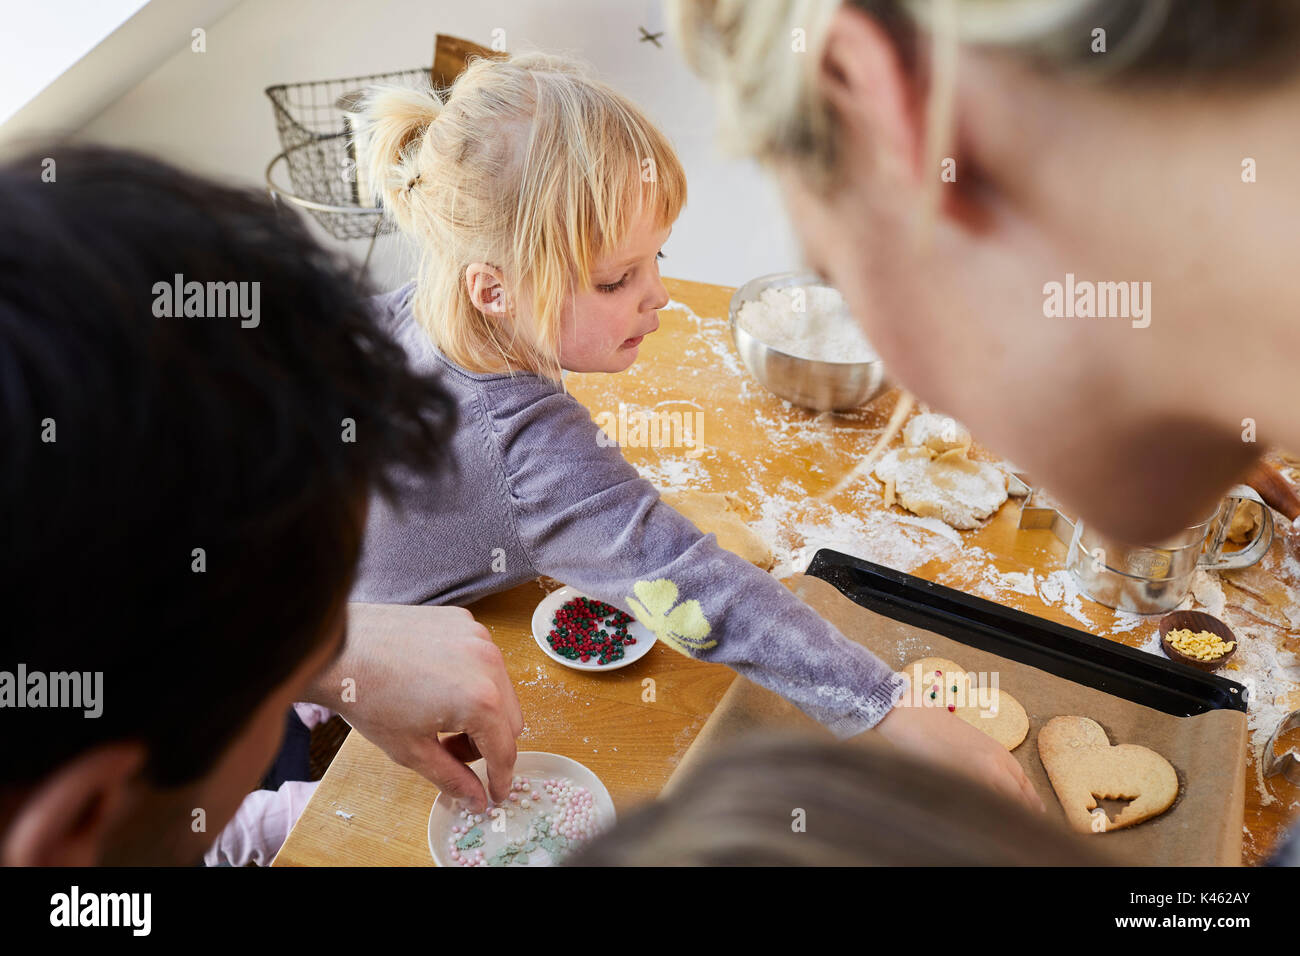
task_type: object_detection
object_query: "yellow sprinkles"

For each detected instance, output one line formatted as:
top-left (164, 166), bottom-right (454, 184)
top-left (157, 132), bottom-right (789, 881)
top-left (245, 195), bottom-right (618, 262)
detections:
top-left (1167, 627), bottom-right (1235, 661)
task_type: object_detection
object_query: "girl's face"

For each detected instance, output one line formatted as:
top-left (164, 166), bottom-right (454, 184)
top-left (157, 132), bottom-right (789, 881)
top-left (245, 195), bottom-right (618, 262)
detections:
top-left (559, 214), bottom-right (673, 374)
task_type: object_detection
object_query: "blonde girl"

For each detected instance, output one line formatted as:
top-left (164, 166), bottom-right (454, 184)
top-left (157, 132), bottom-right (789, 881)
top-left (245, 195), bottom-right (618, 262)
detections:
top-left (351, 51), bottom-right (1038, 811)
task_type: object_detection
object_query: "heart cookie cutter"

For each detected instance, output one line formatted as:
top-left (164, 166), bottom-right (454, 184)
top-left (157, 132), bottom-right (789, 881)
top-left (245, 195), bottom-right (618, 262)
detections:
top-left (1263, 709), bottom-right (1300, 787)
top-left (1014, 476), bottom-right (1273, 615)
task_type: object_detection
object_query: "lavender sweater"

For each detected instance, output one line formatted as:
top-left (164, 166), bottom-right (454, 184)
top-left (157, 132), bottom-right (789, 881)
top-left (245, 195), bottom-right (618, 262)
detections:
top-left (352, 283), bottom-right (905, 737)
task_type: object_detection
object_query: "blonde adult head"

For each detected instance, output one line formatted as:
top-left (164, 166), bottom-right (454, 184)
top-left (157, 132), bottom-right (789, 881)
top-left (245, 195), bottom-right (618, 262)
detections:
top-left (354, 51), bottom-right (686, 380)
top-left (671, 1), bottom-right (1300, 541)
top-left (671, 0), bottom-right (1300, 189)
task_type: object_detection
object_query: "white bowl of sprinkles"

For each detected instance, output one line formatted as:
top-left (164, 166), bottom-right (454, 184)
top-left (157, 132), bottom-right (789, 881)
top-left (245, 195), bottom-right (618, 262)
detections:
top-left (530, 585), bottom-right (656, 672)
top-left (427, 751), bottom-right (616, 867)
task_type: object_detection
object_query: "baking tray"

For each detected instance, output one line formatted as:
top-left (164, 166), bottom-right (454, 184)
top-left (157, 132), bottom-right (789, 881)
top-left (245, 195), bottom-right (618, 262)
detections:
top-left (805, 549), bottom-right (1248, 716)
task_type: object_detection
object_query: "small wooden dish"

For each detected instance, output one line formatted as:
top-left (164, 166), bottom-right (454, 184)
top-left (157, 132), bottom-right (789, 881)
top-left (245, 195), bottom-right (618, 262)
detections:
top-left (1158, 610), bottom-right (1238, 672)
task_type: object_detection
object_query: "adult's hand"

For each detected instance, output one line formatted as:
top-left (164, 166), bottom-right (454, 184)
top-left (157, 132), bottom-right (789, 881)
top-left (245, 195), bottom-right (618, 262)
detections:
top-left (873, 703), bottom-right (1045, 814)
top-left (304, 603), bottom-right (523, 812)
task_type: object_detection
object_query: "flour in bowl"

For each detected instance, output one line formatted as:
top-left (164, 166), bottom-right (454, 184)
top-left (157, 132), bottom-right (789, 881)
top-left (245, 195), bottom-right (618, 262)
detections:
top-left (736, 286), bottom-right (877, 363)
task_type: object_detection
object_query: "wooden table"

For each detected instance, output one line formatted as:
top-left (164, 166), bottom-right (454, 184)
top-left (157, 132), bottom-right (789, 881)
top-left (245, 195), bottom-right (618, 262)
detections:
top-left (275, 277), bottom-right (1300, 866)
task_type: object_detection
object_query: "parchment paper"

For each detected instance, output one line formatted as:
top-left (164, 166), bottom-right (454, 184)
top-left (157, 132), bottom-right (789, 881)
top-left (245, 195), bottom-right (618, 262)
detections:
top-left (666, 574), bottom-right (1247, 866)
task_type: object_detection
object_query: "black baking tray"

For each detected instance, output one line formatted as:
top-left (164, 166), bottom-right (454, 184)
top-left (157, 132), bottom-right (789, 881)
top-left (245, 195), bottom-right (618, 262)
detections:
top-left (805, 549), bottom-right (1248, 716)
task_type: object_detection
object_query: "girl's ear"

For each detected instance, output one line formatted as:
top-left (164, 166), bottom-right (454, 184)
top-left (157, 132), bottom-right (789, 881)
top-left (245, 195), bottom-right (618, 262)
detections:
top-left (816, 4), bottom-right (924, 186)
top-left (465, 263), bottom-right (509, 317)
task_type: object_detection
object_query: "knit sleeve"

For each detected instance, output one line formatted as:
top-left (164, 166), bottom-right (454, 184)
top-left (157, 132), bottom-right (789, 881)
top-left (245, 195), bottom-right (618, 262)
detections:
top-left (491, 383), bottom-right (904, 737)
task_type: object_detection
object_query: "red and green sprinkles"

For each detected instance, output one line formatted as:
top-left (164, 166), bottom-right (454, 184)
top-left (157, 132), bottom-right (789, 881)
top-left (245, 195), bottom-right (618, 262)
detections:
top-left (929, 670), bottom-right (959, 712)
top-left (547, 596), bottom-right (635, 666)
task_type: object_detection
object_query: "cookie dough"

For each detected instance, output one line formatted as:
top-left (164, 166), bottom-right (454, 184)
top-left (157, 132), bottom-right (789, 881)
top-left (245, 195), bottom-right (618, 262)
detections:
top-left (903, 413), bottom-right (971, 456)
top-left (1037, 716), bottom-right (1178, 834)
top-left (876, 447), bottom-right (1009, 530)
top-left (1226, 499), bottom-right (1262, 544)
top-left (662, 491), bottom-right (774, 570)
top-left (901, 656), bottom-right (1029, 750)
top-left (874, 413), bottom-right (1010, 530)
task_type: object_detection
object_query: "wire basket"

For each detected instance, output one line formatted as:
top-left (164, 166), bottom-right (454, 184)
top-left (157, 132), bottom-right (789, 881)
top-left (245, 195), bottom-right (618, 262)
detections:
top-left (265, 67), bottom-right (433, 241)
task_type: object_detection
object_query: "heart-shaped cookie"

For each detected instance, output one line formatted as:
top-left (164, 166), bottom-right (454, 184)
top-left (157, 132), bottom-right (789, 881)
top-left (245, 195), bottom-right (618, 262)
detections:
top-left (901, 657), bottom-right (1029, 750)
top-left (1038, 716), bottom-right (1178, 833)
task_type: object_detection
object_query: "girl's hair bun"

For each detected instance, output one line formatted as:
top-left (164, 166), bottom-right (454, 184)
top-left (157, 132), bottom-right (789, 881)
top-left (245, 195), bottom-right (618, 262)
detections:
top-left (351, 85), bottom-right (443, 225)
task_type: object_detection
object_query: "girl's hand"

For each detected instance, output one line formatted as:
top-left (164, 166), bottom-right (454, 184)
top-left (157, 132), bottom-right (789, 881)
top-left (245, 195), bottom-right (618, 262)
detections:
top-left (873, 703), bottom-right (1046, 814)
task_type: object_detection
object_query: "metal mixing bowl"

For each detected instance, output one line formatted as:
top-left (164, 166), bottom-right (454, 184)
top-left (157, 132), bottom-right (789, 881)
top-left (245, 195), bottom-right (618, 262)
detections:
top-left (728, 271), bottom-right (888, 412)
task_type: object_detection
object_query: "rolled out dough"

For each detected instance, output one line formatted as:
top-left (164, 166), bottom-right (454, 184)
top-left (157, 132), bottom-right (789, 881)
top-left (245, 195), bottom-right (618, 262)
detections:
top-left (662, 491), bottom-right (774, 570)
top-left (874, 413), bottom-right (1009, 529)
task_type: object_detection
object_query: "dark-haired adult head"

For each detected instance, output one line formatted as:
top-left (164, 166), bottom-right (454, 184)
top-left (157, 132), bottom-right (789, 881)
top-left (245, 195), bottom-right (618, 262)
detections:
top-left (0, 146), bottom-right (455, 864)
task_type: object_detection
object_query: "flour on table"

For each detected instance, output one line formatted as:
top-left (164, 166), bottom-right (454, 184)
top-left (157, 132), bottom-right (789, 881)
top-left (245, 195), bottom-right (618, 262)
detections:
top-left (1001, 571), bottom-right (1037, 596)
top-left (666, 297), bottom-right (744, 378)
top-left (637, 456), bottom-right (705, 491)
top-left (1223, 617), bottom-right (1300, 809)
top-left (1037, 570), bottom-right (1069, 605)
top-left (1108, 610), bottom-right (1147, 634)
top-left (746, 494), bottom-right (966, 578)
top-left (1034, 569), bottom-right (1102, 629)
top-left (1179, 568), bottom-right (1227, 619)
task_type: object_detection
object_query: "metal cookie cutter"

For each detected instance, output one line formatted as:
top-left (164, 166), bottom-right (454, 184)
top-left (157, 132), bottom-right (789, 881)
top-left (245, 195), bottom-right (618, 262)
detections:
top-left (1264, 710), bottom-right (1300, 787)
top-left (1014, 477), bottom-right (1273, 615)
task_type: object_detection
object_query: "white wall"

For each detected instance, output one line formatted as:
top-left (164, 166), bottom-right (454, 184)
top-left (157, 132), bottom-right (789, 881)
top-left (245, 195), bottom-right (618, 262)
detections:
top-left (0, 0), bottom-right (243, 144)
top-left (0, 0), bottom-right (150, 125)
top-left (67, 0), bottom-right (801, 291)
